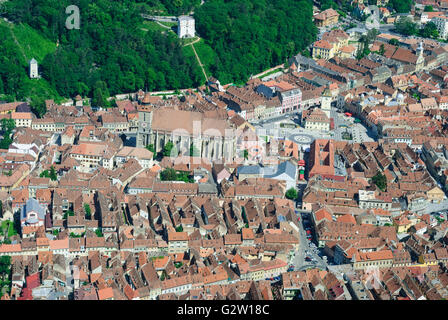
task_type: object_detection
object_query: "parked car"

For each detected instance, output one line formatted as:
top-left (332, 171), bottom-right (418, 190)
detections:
top-left (305, 256), bottom-right (311, 262)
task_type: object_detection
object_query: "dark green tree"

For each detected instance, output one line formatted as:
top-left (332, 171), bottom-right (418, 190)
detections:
top-left (389, 38), bottom-right (399, 46)
top-left (389, 0), bottom-right (413, 13)
top-left (285, 188), bottom-right (298, 200)
top-left (40, 170), bottom-right (50, 178)
top-left (95, 229), bottom-right (103, 237)
top-left (84, 203), bottom-right (92, 219)
top-left (146, 144), bottom-right (155, 153)
top-left (419, 22), bottom-right (439, 39)
top-left (0, 256), bottom-right (11, 274)
top-left (163, 141), bottom-right (177, 157)
top-left (49, 166), bottom-right (57, 181)
top-left (1, 118), bottom-right (15, 133)
top-left (372, 171), bottom-right (387, 192)
top-left (160, 168), bottom-right (177, 181)
top-left (30, 96), bottom-right (47, 118)
top-left (394, 17), bottom-right (418, 36)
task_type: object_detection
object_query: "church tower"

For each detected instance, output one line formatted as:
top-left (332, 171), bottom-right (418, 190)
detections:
top-left (321, 86), bottom-right (332, 118)
top-left (416, 41), bottom-right (425, 72)
top-left (136, 91), bottom-right (153, 148)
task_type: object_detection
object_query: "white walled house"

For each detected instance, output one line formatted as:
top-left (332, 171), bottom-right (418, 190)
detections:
top-left (114, 146), bottom-right (154, 169)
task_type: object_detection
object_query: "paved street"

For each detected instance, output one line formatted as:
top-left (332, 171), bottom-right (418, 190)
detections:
top-left (424, 199), bottom-right (448, 214)
top-left (331, 108), bottom-right (376, 143)
top-left (289, 209), bottom-right (328, 272)
top-left (288, 133), bottom-right (315, 145)
top-left (253, 106), bottom-right (376, 146)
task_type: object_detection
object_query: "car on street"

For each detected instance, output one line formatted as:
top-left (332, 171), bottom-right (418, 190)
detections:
top-left (306, 230), bottom-right (311, 235)
top-left (305, 256), bottom-right (311, 262)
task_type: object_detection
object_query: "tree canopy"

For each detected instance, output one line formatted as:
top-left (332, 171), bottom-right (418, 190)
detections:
top-left (285, 188), bottom-right (298, 200)
top-left (0, 0), bottom-right (317, 109)
top-left (0, 256), bottom-right (11, 274)
top-left (389, 0), bottom-right (413, 13)
top-left (194, 0), bottom-right (317, 84)
top-left (0, 119), bottom-right (15, 149)
top-left (2, 0), bottom-right (203, 101)
top-left (372, 171), bottom-right (387, 192)
top-left (84, 203), bottom-right (92, 219)
top-left (395, 17), bottom-right (440, 39)
top-left (420, 22), bottom-right (439, 39)
top-left (163, 141), bottom-right (177, 157)
top-left (394, 17), bottom-right (418, 36)
top-left (160, 168), bottom-right (193, 183)
top-left (356, 28), bottom-right (378, 60)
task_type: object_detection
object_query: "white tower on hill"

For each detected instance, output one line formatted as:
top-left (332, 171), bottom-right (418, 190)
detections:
top-left (178, 16), bottom-right (195, 38)
top-left (29, 58), bottom-right (39, 79)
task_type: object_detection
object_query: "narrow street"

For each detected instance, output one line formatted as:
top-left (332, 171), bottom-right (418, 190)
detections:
top-left (290, 208), bottom-right (328, 272)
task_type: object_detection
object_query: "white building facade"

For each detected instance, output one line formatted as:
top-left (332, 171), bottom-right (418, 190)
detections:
top-left (432, 16), bottom-right (448, 39)
top-left (178, 16), bottom-right (195, 38)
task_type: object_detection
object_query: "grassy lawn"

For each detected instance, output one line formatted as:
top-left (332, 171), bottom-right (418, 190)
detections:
top-left (0, 20), bottom-right (57, 64)
top-left (1, 221), bottom-right (18, 238)
top-left (12, 23), bottom-right (57, 63)
top-left (181, 36), bottom-right (200, 46)
top-left (192, 39), bottom-right (216, 80)
top-left (182, 44), bottom-right (206, 83)
top-left (142, 21), bottom-right (173, 33)
top-left (159, 21), bottom-right (177, 28)
top-left (258, 68), bottom-right (283, 79)
top-left (182, 44), bottom-right (195, 59)
top-left (122, 208), bottom-right (129, 226)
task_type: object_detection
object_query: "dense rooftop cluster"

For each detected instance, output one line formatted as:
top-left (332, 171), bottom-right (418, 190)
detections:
top-left (0, 1), bottom-right (448, 301)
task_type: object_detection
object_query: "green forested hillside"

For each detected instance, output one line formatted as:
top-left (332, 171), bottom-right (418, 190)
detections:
top-left (1, 0), bottom-right (203, 108)
top-left (0, 20), bottom-right (62, 105)
top-left (136, 0), bottom-right (201, 15)
top-left (0, 0), bottom-right (316, 110)
top-left (194, 0), bottom-right (317, 84)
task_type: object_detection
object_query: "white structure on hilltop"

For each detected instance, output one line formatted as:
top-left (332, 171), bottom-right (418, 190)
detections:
top-left (178, 16), bottom-right (195, 38)
top-left (29, 58), bottom-right (39, 79)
